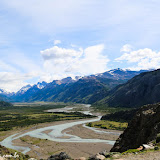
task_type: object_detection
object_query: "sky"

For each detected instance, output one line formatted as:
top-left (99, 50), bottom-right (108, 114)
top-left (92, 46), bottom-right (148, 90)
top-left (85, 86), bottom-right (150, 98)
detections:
top-left (1, 0), bottom-right (160, 92)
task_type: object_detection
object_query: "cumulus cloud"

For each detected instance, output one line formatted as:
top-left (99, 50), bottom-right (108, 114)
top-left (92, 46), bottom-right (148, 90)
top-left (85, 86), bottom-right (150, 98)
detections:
top-left (41, 46), bottom-right (83, 60)
top-left (54, 40), bottom-right (61, 45)
top-left (120, 44), bottom-right (132, 52)
top-left (116, 47), bottom-right (160, 70)
top-left (40, 44), bottom-right (109, 82)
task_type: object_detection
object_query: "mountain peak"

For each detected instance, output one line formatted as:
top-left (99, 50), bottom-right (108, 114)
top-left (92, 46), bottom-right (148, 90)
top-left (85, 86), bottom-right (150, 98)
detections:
top-left (17, 84), bottom-right (32, 94)
top-left (37, 81), bottom-right (47, 89)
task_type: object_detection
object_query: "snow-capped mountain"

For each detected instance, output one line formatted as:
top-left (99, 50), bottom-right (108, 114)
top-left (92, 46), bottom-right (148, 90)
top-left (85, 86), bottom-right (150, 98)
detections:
top-left (5, 68), bottom-right (149, 103)
top-left (16, 81), bottom-right (47, 95)
top-left (17, 84), bottom-right (32, 94)
top-left (93, 68), bottom-right (148, 80)
top-left (0, 89), bottom-right (14, 96)
top-left (37, 81), bottom-right (47, 89)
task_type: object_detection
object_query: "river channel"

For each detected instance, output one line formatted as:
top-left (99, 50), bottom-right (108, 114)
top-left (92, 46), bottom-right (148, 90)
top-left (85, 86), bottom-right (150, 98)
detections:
top-left (0, 104), bottom-right (116, 154)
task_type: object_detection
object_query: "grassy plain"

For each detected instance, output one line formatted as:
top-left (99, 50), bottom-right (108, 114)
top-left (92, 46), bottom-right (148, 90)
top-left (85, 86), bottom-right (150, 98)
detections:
top-left (87, 120), bottom-right (128, 131)
top-left (0, 102), bottom-right (95, 132)
top-left (91, 104), bottom-right (132, 114)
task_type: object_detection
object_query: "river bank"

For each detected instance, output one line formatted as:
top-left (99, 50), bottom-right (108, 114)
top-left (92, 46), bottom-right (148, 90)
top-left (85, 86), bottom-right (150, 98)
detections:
top-left (0, 104), bottom-right (121, 159)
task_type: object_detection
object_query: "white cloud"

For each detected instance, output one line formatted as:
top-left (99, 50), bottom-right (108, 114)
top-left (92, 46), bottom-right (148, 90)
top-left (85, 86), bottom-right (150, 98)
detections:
top-left (0, 72), bottom-right (39, 92)
top-left (1, 0), bottom-right (152, 35)
top-left (54, 40), bottom-right (61, 45)
top-left (116, 47), bottom-right (160, 70)
top-left (0, 60), bottom-right (18, 72)
top-left (0, 52), bottom-right (42, 92)
top-left (41, 46), bottom-right (83, 60)
top-left (120, 44), bottom-right (132, 52)
top-left (40, 44), bottom-right (109, 82)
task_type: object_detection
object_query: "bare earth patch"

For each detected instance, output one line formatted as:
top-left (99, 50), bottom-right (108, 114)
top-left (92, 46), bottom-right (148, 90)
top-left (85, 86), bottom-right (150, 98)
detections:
top-left (13, 135), bottom-right (112, 159)
top-left (62, 124), bottom-right (121, 141)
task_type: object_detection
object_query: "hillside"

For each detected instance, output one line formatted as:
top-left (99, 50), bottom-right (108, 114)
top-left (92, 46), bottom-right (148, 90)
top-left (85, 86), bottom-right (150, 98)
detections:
top-left (0, 145), bottom-right (30, 159)
top-left (0, 101), bottom-right (13, 108)
top-left (97, 69), bottom-right (160, 108)
top-left (111, 102), bottom-right (160, 152)
top-left (20, 77), bottom-right (124, 103)
top-left (101, 108), bottom-right (138, 122)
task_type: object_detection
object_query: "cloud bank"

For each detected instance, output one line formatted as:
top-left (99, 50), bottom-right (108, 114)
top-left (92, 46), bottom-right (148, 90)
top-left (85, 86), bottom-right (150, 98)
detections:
top-left (116, 45), bottom-right (160, 70)
top-left (40, 44), bottom-right (109, 81)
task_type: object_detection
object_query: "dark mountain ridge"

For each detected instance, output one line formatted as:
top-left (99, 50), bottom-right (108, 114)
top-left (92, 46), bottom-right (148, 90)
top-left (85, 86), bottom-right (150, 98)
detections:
top-left (96, 69), bottom-right (160, 108)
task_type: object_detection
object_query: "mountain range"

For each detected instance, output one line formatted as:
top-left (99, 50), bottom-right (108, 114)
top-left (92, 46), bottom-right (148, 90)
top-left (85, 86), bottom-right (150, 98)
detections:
top-left (0, 68), bottom-right (150, 106)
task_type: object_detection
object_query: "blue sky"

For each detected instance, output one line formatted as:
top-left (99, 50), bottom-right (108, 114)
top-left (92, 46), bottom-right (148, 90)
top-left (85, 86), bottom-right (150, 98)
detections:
top-left (0, 0), bottom-right (160, 91)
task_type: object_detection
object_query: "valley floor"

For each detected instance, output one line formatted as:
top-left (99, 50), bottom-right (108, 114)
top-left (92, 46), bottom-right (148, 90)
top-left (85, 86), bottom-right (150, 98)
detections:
top-left (0, 103), bottom-right (123, 159)
top-left (1, 118), bottom-right (120, 159)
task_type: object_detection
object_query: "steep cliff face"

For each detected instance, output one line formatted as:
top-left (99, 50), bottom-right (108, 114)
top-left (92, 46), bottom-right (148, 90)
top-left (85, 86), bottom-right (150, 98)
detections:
top-left (111, 103), bottom-right (160, 152)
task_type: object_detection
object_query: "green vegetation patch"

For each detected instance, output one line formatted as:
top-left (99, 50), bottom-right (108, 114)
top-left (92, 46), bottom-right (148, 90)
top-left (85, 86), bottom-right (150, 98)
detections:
top-left (87, 120), bottom-right (128, 131)
top-left (122, 149), bottom-right (140, 154)
top-left (0, 103), bottom-right (95, 132)
top-left (91, 105), bottom-right (132, 114)
top-left (0, 145), bottom-right (30, 160)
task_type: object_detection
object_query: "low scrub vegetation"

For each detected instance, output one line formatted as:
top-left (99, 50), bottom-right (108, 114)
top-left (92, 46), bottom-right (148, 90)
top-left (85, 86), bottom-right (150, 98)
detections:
top-left (86, 120), bottom-right (128, 131)
top-left (0, 103), bottom-right (95, 131)
top-left (91, 104), bottom-right (132, 114)
top-left (0, 145), bottom-right (30, 160)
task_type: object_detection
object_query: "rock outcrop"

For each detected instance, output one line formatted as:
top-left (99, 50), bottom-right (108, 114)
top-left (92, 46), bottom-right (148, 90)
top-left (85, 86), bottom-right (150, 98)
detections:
top-left (89, 153), bottom-right (105, 160)
top-left (47, 152), bottom-right (71, 160)
top-left (101, 109), bottom-right (138, 122)
top-left (111, 103), bottom-right (160, 152)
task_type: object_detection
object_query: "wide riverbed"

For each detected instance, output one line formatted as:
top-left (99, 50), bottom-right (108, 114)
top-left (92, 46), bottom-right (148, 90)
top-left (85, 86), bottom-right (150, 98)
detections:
top-left (0, 104), bottom-right (116, 154)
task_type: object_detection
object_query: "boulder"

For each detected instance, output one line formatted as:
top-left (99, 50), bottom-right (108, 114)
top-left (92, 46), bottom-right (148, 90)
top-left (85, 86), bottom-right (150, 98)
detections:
top-left (76, 157), bottom-right (86, 160)
top-left (89, 153), bottom-right (105, 160)
top-left (99, 150), bottom-right (108, 156)
top-left (47, 152), bottom-right (71, 160)
top-left (143, 144), bottom-right (154, 150)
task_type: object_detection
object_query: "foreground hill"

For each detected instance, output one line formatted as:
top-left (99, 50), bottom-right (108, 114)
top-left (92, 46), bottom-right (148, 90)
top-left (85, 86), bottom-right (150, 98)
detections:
top-left (97, 69), bottom-right (160, 108)
top-left (0, 101), bottom-right (13, 108)
top-left (111, 102), bottom-right (160, 152)
top-left (0, 145), bottom-right (30, 159)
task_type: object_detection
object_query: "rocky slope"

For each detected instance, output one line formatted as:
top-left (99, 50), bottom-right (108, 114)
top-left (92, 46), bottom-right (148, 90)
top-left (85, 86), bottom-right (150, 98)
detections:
top-left (110, 103), bottom-right (160, 152)
top-left (97, 69), bottom-right (160, 108)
